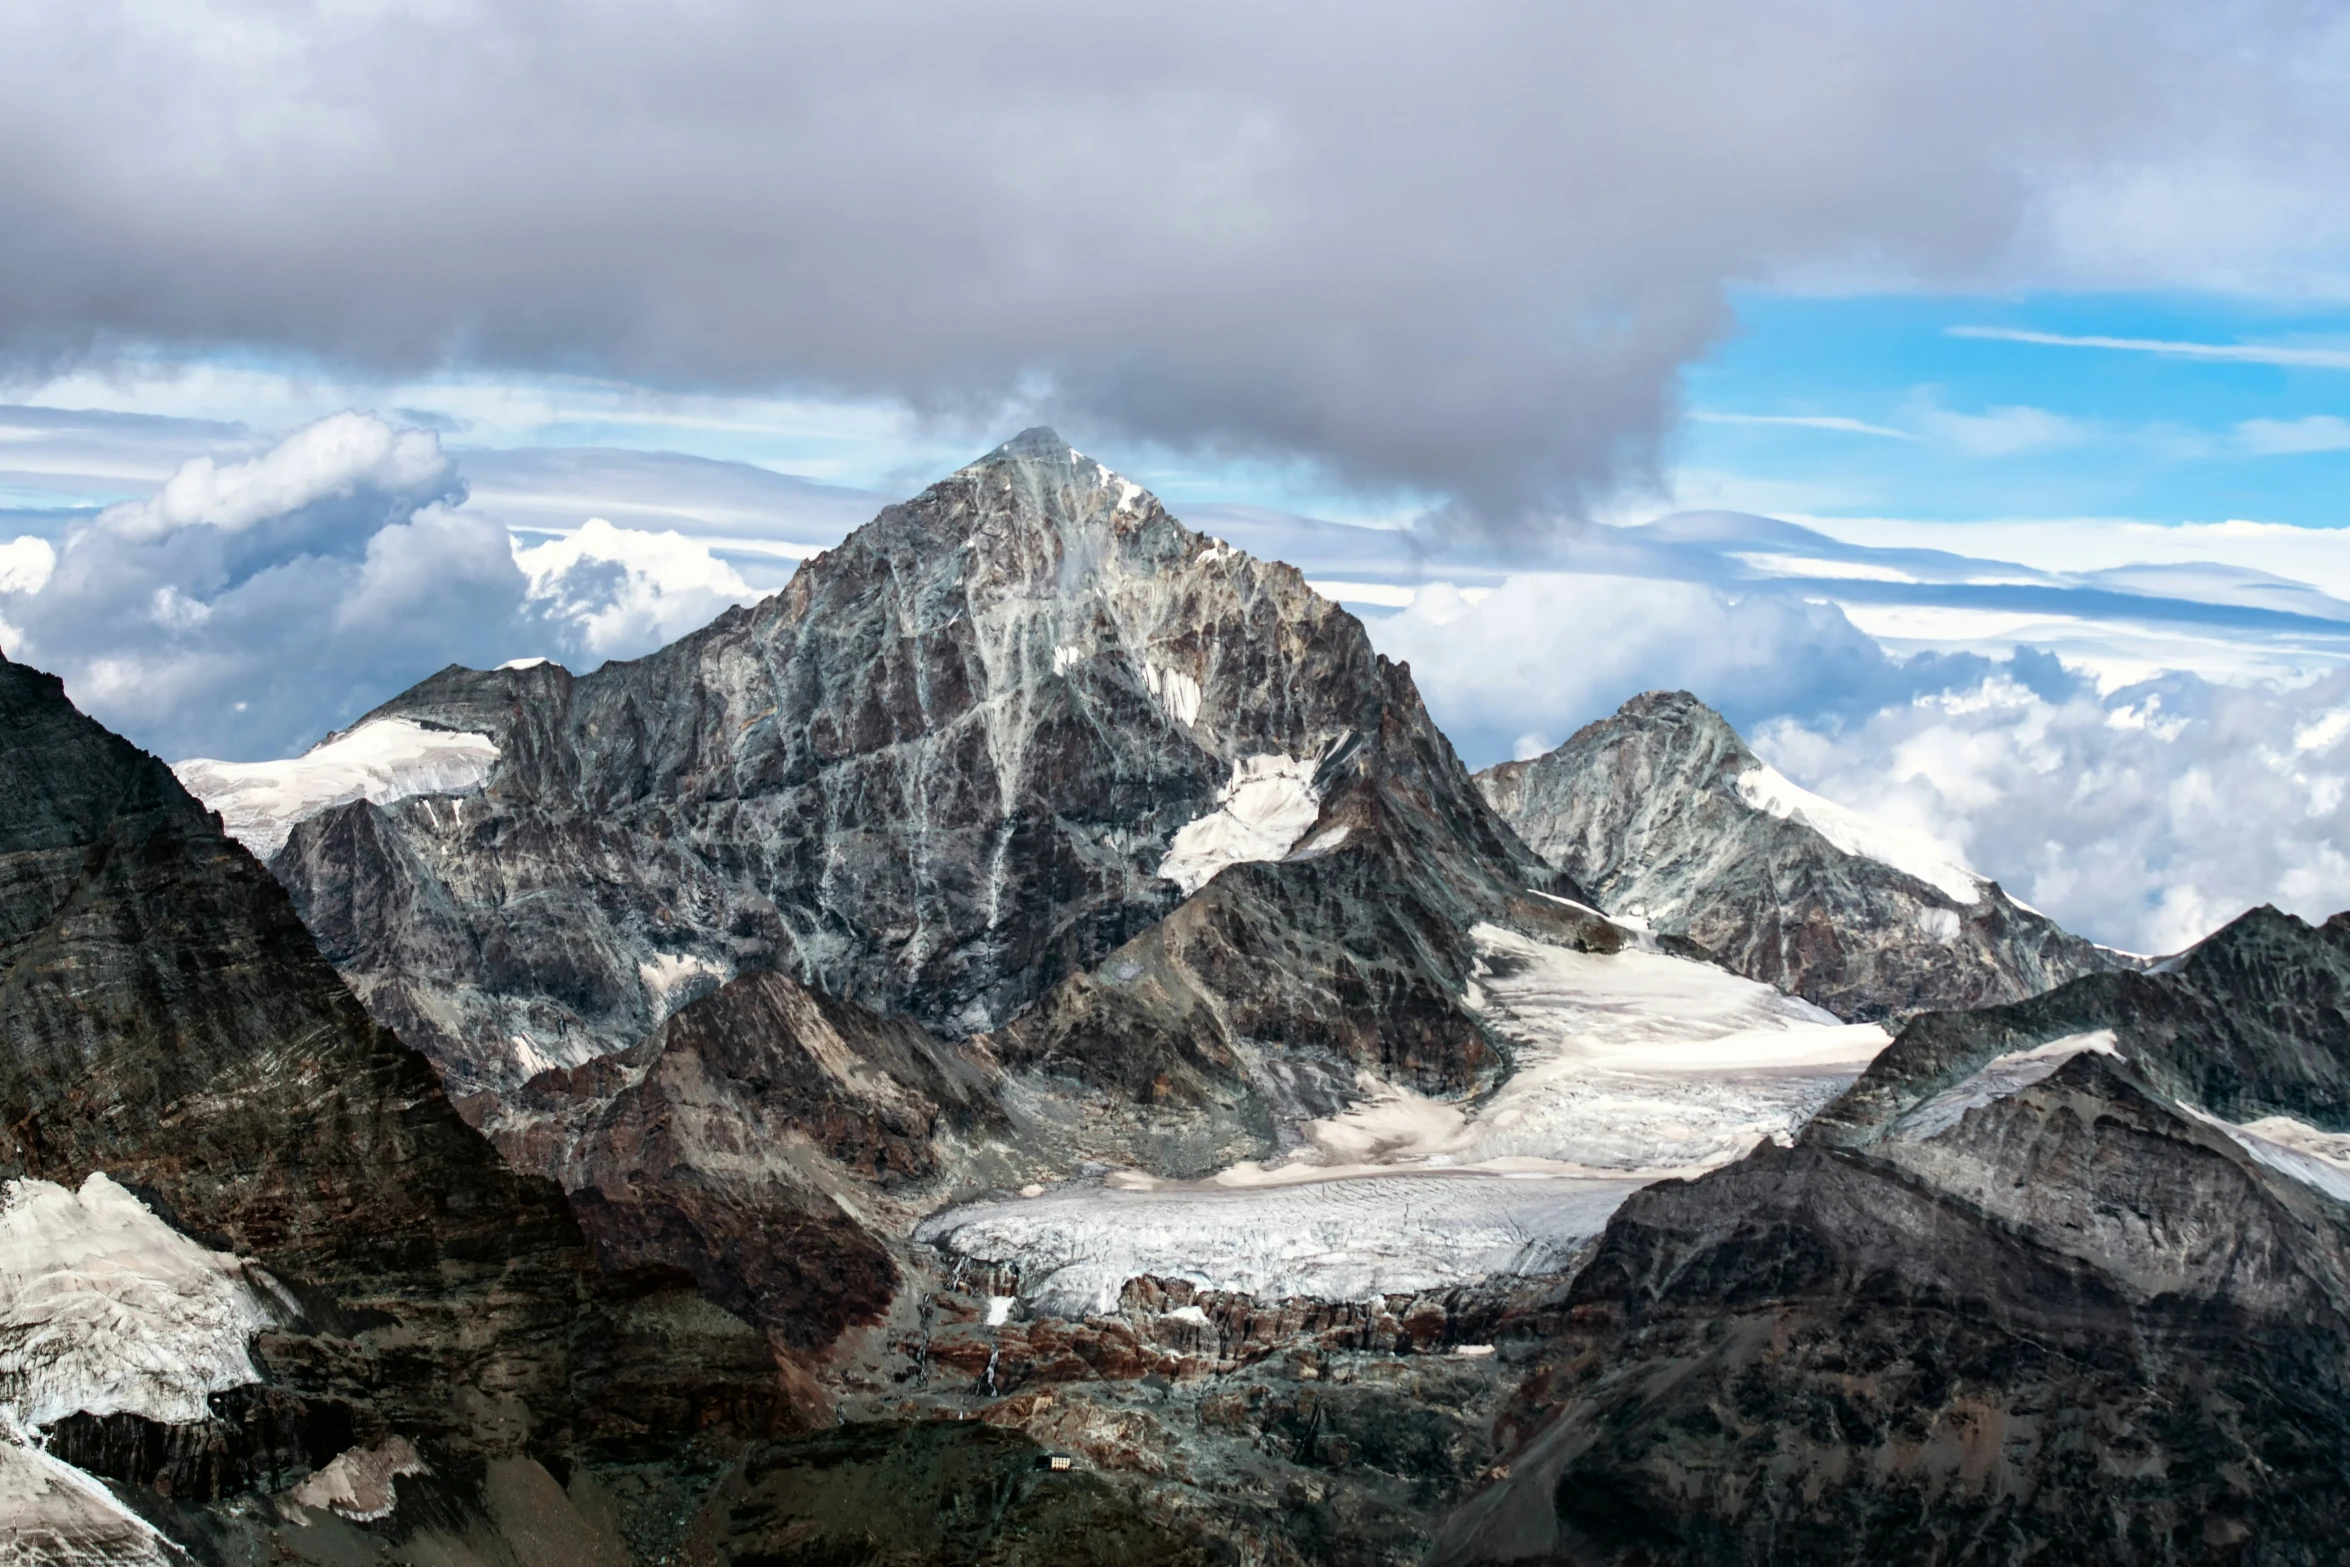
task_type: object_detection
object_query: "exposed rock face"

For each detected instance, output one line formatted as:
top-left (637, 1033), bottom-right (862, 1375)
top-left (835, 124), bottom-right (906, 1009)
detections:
top-left (1478, 689), bottom-right (2118, 1022)
top-left (491, 968), bottom-right (1006, 1356)
top-left (0, 654), bottom-right (785, 1557)
top-left (1438, 905), bottom-right (2350, 1565)
top-left (267, 430), bottom-right (1575, 1144)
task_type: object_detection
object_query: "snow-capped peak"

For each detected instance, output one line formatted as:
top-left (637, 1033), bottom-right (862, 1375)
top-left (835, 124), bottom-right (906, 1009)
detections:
top-left (1733, 763), bottom-right (1985, 906)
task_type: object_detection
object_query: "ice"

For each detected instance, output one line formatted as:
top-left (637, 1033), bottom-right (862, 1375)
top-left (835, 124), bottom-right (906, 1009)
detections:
top-left (1734, 763), bottom-right (1985, 905)
top-left (1140, 661), bottom-right (1203, 727)
top-left (924, 926), bottom-right (1889, 1310)
top-left (0, 1174), bottom-right (273, 1430)
top-left (922, 1172), bottom-right (1648, 1318)
top-left (2186, 1107), bottom-right (2350, 1204)
top-left (0, 1413), bottom-right (179, 1566)
top-left (175, 716), bottom-right (499, 858)
top-left (1897, 1029), bottom-right (2120, 1140)
top-left (1156, 754), bottom-right (1322, 895)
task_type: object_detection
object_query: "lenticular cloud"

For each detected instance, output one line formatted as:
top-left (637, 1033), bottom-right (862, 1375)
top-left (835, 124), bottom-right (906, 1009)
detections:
top-left (0, 413), bottom-right (766, 761)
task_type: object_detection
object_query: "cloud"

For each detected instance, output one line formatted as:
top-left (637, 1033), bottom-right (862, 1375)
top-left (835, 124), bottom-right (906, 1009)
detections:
top-left (2236, 415), bottom-right (2350, 455)
top-left (514, 519), bottom-right (757, 658)
top-left (1948, 326), bottom-right (2350, 370)
top-left (0, 413), bottom-right (767, 759)
top-left (1369, 573), bottom-right (1989, 767)
top-left (1689, 412), bottom-right (1917, 440)
top-left (1755, 664), bottom-right (2350, 954)
top-left (4, 2), bottom-right (2349, 522)
top-left (1912, 402), bottom-right (2087, 457)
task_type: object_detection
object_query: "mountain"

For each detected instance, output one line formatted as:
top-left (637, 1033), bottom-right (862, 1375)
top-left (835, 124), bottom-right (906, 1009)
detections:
top-left (1477, 689), bottom-right (2121, 1022)
top-left (1435, 904), bottom-right (2350, 1564)
top-left (250, 428), bottom-right (1584, 1166)
top-left (0, 653), bottom-right (786, 1557)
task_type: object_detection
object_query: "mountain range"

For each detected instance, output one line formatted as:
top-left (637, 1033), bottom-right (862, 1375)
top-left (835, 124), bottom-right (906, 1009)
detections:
top-left (4, 431), bottom-right (2345, 1563)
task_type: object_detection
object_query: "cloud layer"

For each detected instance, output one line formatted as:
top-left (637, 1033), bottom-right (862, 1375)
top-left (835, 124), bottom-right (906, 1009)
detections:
top-left (0, 413), bottom-right (763, 760)
top-left (5, 1), bottom-right (2347, 519)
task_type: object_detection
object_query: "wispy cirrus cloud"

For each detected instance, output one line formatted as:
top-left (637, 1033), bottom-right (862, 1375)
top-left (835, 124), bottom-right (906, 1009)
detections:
top-left (1689, 412), bottom-right (1917, 440)
top-left (2236, 415), bottom-right (2350, 455)
top-left (1949, 325), bottom-right (2350, 370)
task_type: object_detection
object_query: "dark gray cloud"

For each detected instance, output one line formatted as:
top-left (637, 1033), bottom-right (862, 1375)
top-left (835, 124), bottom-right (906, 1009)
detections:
top-left (1, 0), bottom-right (2335, 522)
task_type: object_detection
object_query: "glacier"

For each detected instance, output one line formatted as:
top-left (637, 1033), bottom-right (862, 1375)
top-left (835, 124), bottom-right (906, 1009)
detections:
top-left (174, 715), bottom-right (499, 858)
top-left (0, 1173), bottom-right (273, 1430)
top-left (924, 923), bottom-right (1890, 1313)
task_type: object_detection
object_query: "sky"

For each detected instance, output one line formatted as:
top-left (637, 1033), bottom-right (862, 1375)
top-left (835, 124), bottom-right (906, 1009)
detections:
top-left (7, 0), bottom-right (2350, 956)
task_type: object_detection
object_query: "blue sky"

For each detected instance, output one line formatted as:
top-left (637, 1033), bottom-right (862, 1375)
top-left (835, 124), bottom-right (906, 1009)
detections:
top-left (1675, 291), bottom-right (2350, 529)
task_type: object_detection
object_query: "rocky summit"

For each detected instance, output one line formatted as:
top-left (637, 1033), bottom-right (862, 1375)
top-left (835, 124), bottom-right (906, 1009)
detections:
top-left (270, 428), bottom-right (1579, 1142)
top-left (1479, 689), bottom-right (2122, 1022)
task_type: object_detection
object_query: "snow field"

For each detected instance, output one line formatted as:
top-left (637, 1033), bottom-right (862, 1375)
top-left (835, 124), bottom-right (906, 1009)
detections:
top-left (1155, 753), bottom-right (1322, 895)
top-left (925, 923), bottom-right (1891, 1311)
top-left (174, 715), bottom-right (500, 857)
top-left (1735, 763), bottom-right (1985, 905)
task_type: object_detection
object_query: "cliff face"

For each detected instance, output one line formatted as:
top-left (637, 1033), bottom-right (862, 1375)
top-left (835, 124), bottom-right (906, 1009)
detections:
top-left (266, 430), bottom-right (1576, 1156)
top-left (1438, 905), bottom-right (2350, 1565)
top-left (0, 653), bottom-right (786, 1557)
top-left (1479, 689), bottom-right (2119, 1022)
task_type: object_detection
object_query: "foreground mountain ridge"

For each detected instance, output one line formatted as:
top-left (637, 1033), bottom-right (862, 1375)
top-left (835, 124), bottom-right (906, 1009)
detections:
top-left (1479, 689), bottom-right (2121, 1021)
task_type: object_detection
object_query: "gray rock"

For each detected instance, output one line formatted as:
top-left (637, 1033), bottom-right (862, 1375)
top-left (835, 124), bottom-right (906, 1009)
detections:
top-left (1478, 688), bottom-right (2120, 1022)
top-left (271, 429), bottom-right (1579, 1142)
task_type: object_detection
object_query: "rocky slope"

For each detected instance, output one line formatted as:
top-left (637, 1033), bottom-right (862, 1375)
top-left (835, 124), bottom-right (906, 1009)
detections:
top-left (0, 654), bottom-right (1203, 1563)
top-left (1478, 689), bottom-right (2119, 1021)
top-left (1436, 904), bottom-right (2350, 1564)
top-left (258, 429), bottom-right (1580, 1170)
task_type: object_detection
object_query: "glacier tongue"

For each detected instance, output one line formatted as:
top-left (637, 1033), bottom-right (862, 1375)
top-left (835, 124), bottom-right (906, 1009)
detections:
top-left (175, 716), bottom-right (499, 858)
top-left (0, 1173), bottom-right (273, 1430)
top-left (924, 925), bottom-right (1891, 1312)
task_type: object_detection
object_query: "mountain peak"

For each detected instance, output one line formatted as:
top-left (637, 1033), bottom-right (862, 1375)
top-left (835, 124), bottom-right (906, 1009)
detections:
top-left (991, 425), bottom-right (1071, 459)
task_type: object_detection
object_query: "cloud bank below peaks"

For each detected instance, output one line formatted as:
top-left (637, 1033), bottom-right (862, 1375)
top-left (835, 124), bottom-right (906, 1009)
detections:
top-left (0, 413), bottom-right (762, 761)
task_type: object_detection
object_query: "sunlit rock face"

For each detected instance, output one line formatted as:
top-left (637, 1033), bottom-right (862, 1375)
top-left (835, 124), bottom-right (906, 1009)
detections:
top-left (269, 429), bottom-right (1576, 1125)
top-left (1479, 688), bottom-right (2123, 1023)
top-left (1437, 905), bottom-right (2350, 1566)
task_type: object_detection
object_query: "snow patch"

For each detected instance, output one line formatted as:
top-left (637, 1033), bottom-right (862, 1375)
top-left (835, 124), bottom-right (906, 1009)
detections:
top-left (638, 952), bottom-right (728, 1017)
top-left (1157, 754), bottom-right (1322, 895)
top-left (1140, 661), bottom-right (1202, 727)
top-left (1053, 643), bottom-right (1085, 675)
top-left (1, 1174), bottom-right (273, 1430)
top-left (175, 716), bottom-right (499, 858)
top-left (1898, 1029), bottom-right (2121, 1140)
top-left (2186, 1108), bottom-right (2350, 1204)
top-left (497, 655), bottom-right (555, 671)
top-left (984, 1296), bottom-right (1016, 1327)
top-left (1734, 764), bottom-right (1985, 905)
top-left (285, 1437), bottom-right (427, 1523)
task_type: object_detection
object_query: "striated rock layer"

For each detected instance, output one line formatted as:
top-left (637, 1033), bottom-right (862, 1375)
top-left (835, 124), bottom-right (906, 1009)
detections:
top-left (1437, 904), bottom-right (2350, 1565)
top-left (267, 429), bottom-right (1579, 1155)
top-left (1479, 689), bottom-right (2120, 1022)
